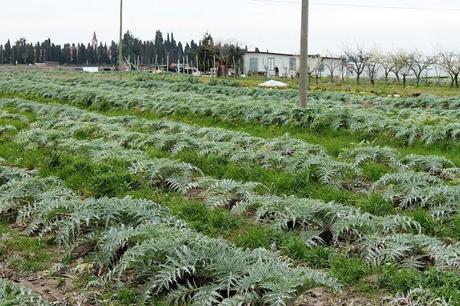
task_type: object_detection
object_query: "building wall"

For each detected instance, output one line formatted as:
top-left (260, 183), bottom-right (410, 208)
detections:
top-left (243, 53), bottom-right (299, 77)
top-left (243, 52), bottom-right (346, 78)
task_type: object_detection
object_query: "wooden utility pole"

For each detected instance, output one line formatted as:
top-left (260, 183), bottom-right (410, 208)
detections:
top-left (298, 0), bottom-right (309, 107)
top-left (119, 0), bottom-right (123, 79)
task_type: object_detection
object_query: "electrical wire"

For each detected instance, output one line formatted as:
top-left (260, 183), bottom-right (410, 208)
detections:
top-left (250, 0), bottom-right (460, 12)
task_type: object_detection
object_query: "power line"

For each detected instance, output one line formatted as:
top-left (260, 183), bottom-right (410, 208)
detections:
top-left (250, 0), bottom-right (460, 12)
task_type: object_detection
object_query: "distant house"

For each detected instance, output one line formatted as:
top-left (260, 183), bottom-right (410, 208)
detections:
top-left (242, 51), bottom-right (346, 78)
top-left (243, 51), bottom-right (299, 77)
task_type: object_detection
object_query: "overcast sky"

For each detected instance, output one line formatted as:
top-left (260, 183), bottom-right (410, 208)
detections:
top-left (1, 0), bottom-right (459, 54)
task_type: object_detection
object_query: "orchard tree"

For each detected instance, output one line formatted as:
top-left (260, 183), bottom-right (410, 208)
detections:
top-left (307, 55), bottom-right (323, 84)
top-left (396, 51), bottom-right (413, 88)
top-left (438, 51), bottom-right (460, 88)
top-left (365, 50), bottom-right (381, 86)
top-left (409, 51), bottom-right (434, 86)
top-left (390, 51), bottom-right (409, 83)
top-left (323, 53), bottom-right (342, 83)
top-left (344, 46), bottom-right (368, 85)
top-left (380, 53), bottom-right (395, 84)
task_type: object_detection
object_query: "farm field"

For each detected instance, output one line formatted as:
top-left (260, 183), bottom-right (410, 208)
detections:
top-left (202, 75), bottom-right (460, 98)
top-left (1, 71), bottom-right (460, 305)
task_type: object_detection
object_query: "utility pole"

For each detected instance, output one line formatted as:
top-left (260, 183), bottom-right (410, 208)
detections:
top-left (118, 0), bottom-right (123, 80)
top-left (298, 0), bottom-right (309, 108)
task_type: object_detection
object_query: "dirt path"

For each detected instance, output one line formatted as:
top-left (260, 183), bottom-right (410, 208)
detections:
top-left (297, 287), bottom-right (384, 306)
top-left (1, 267), bottom-right (76, 304)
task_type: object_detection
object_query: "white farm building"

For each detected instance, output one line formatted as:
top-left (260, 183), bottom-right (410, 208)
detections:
top-left (242, 51), bottom-right (345, 78)
top-left (243, 51), bottom-right (299, 77)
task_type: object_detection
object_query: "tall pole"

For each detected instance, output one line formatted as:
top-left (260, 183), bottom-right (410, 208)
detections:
top-left (118, 0), bottom-right (123, 79)
top-left (298, 0), bottom-right (309, 108)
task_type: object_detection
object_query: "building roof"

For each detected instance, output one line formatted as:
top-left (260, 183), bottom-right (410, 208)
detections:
top-left (245, 51), bottom-right (298, 57)
top-left (92, 31), bottom-right (98, 47)
top-left (244, 51), bottom-right (323, 58)
top-left (322, 56), bottom-right (344, 60)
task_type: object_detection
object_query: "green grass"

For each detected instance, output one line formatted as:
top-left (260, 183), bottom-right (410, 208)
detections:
top-left (379, 265), bottom-right (460, 305)
top-left (0, 137), bottom-right (331, 266)
top-left (105, 105), bottom-right (460, 168)
top-left (1, 102), bottom-right (397, 216)
top-left (330, 256), bottom-right (370, 285)
top-left (3, 140), bottom-right (459, 302)
top-left (4, 90), bottom-right (460, 168)
top-left (0, 124), bottom-right (393, 276)
top-left (407, 209), bottom-right (460, 240)
top-left (2, 79), bottom-right (460, 303)
top-left (225, 74), bottom-right (460, 97)
top-left (23, 70), bottom-right (459, 97)
top-left (1, 116), bottom-right (460, 303)
top-left (148, 148), bottom-right (387, 211)
top-left (0, 219), bottom-right (56, 272)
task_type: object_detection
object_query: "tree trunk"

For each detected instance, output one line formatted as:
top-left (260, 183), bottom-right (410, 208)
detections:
top-left (330, 72), bottom-right (334, 84)
top-left (384, 71), bottom-right (389, 84)
top-left (356, 74), bottom-right (360, 85)
top-left (403, 75), bottom-right (407, 88)
top-left (416, 73), bottom-right (421, 87)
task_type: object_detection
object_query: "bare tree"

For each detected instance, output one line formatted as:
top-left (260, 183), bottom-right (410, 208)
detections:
top-left (308, 55), bottom-right (323, 84)
top-left (365, 50), bottom-right (381, 86)
top-left (398, 52), bottom-right (413, 88)
top-left (390, 51), bottom-right (406, 83)
top-left (409, 51), bottom-right (434, 86)
top-left (344, 46), bottom-right (368, 85)
top-left (438, 51), bottom-right (460, 88)
top-left (380, 53), bottom-right (395, 84)
top-left (323, 53), bottom-right (342, 83)
top-left (433, 58), bottom-right (442, 86)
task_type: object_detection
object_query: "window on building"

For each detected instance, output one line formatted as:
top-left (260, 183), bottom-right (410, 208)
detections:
top-left (249, 57), bottom-right (258, 72)
top-left (289, 57), bottom-right (297, 71)
top-left (267, 58), bottom-right (276, 71)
